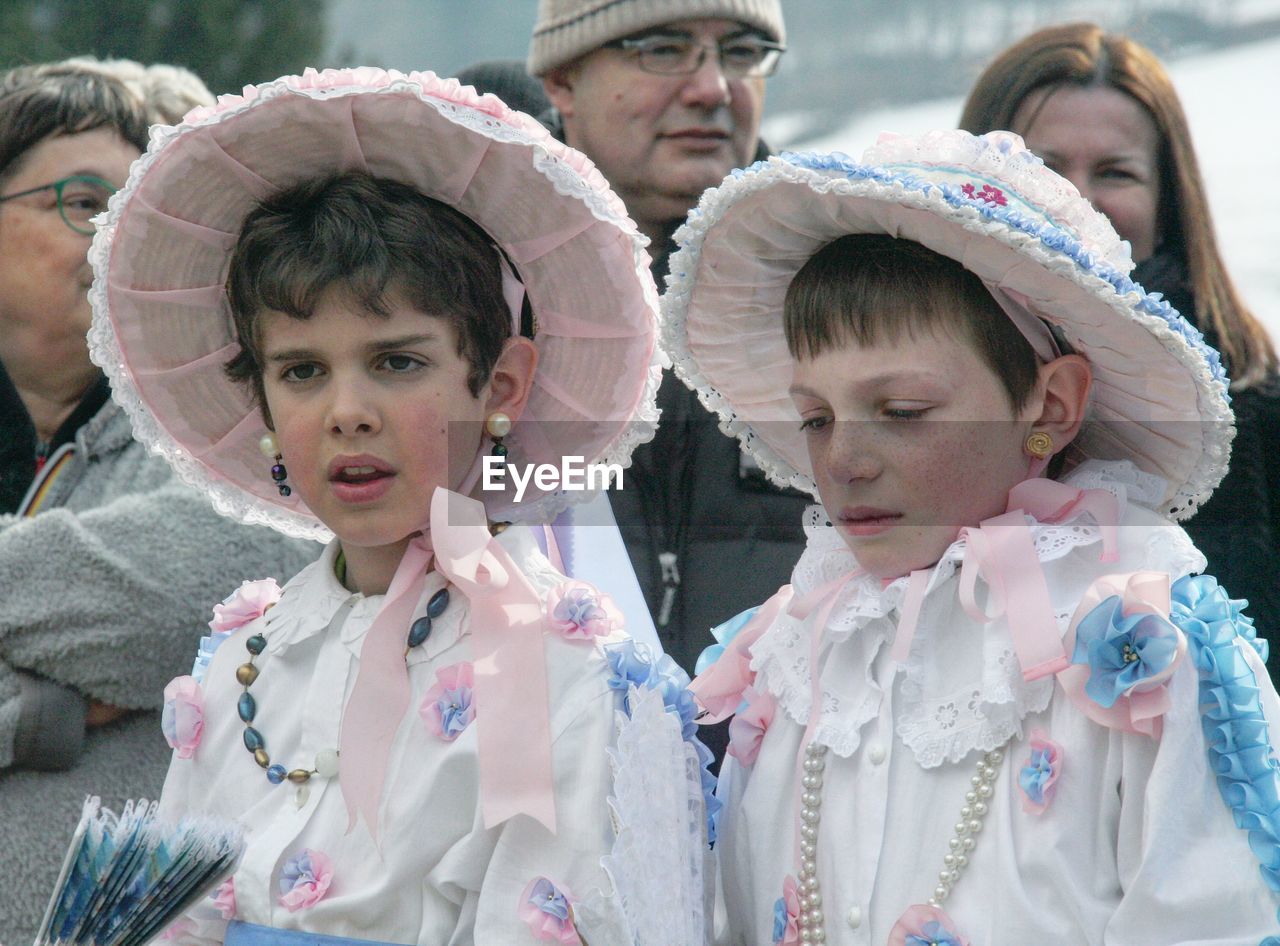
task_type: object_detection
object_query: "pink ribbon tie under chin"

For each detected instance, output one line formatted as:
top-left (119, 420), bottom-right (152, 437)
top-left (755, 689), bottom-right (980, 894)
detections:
top-left (429, 488), bottom-right (557, 833)
top-left (338, 488), bottom-right (556, 839)
top-left (338, 534), bottom-right (434, 838)
top-left (892, 477), bottom-right (1121, 684)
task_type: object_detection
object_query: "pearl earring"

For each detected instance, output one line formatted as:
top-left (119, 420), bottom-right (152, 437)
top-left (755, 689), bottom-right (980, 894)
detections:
top-left (259, 432), bottom-right (292, 497)
top-left (486, 412), bottom-right (511, 462)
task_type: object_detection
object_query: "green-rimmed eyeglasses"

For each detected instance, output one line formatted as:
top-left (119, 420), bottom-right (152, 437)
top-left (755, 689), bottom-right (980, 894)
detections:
top-left (606, 33), bottom-right (786, 78)
top-left (0, 175), bottom-right (117, 235)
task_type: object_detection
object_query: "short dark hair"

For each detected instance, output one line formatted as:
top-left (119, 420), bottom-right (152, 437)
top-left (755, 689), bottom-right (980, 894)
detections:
top-left (784, 234), bottom-right (1039, 409)
top-left (225, 172), bottom-right (512, 408)
top-left (0, 63), bottom-right (149, 181)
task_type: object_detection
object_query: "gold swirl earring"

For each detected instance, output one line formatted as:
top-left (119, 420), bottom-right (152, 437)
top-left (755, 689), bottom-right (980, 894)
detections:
top-left (1024, 430), bottom-right (1054, 460)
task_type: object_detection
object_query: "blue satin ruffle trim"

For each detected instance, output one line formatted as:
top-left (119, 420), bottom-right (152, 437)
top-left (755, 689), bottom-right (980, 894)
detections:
top-left (1169, 574), bottom-right (1280, 934)
top-left (225, 920), bottom-right (407, 946)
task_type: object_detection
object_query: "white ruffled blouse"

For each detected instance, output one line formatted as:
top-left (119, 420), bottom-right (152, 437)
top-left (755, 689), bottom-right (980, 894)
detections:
top-left (716, 461), bottom-right (1280, 945)
top-left (158, 526), bottom-right (706, 946)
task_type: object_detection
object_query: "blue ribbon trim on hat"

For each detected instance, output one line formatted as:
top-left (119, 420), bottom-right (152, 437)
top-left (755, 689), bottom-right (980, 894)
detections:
top-left (1168, 573), bottom-right (1280, 930)
top-left (764, 149), bottom-right (1231, 403)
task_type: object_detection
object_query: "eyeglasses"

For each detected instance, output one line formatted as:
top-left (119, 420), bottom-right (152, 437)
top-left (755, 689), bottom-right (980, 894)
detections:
top-left (0, 175), bottom-right (117, 235)
top-left (607, 34), bottom-right (786, 78)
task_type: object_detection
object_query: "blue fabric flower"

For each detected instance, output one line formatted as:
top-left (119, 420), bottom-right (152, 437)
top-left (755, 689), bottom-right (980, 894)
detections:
top-left (772, 895), bottom-right (787, 943)
top-left (604, 639), bottom-right (655, 693)
top-left (1070, 595), bottom-right (1181, 708)
top-left (527, 877), bottom-right (570, 921)
top-left (1020, 747), bottom-right (1055, 805)
top-left (906, 920), bottom-right (965, 946)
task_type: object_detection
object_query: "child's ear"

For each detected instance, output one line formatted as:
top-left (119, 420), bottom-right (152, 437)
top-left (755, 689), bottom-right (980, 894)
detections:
top-left (1029, 353), bottom-right (1092, 447)
top-left (483, 336), bottom-right (539, 423)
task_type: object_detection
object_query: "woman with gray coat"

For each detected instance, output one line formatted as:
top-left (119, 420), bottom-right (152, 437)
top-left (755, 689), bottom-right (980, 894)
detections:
top-left (0, 61), bottom-right (313, 945)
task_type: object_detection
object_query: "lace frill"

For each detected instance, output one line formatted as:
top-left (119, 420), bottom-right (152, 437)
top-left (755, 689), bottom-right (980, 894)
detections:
top-left (87, 68), bottom-right (663, 538)
top-left (754, 461), bottom-right (1205, 766)
top-left (660, 133), bottom-right (1235, 522)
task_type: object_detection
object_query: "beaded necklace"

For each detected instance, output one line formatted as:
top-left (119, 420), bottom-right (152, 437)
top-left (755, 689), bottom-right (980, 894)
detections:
top-left (233, 549), bottom-right (450, 792)
top-left (794, 739), bottom-right (1010, 941)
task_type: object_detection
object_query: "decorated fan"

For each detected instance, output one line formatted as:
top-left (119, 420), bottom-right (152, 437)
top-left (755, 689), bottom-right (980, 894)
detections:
top-left (35, 797), bottom-right (242, 946)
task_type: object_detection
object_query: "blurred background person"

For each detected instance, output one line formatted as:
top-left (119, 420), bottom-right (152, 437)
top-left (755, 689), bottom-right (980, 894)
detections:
top-left (526, 0), bottom-right (812, 689)
top-left (960, 22), bottom-right (1280, 672)
top-left (0, 59), bottom-right (312, 945)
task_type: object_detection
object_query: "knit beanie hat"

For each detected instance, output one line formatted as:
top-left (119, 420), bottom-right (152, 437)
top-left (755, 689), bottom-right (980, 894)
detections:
top-left (528, 0), bottom-right (785, 75)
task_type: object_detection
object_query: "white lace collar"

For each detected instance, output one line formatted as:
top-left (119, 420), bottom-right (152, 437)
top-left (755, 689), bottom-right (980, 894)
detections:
top-left (752, 460), bottom-right (1202, 767)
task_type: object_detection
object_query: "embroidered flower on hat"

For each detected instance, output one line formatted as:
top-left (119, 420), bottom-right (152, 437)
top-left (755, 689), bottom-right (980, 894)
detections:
top-left (545, 581), bottom-right (622, 640)
top-left (961, 181), bottom-right (1008, 206)
top-left (210, 876), bottom-right (236, 920)
top-left (277, 849), bottom-right (333, 912)
top-left (419, 662), bottom-right (476, 741)
top-left (161, 675), bottom-right (204, 759)
top-left (889, 903), bottom-right (970, 946)
top-left (1019, 730), bottom-right (1063, 814)
top-left (209, 578), bottom-right (282, 633)
top-left (517, 877), bottom-right (581, 944)
top-left (727, 685), bottom-right (776, 767)
top-left (772, 874), bottom-right (801, 945)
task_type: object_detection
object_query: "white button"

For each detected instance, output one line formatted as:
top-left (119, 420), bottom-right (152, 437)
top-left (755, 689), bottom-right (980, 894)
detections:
top-left (847, 906), bottom-right (862, 928)
top-left (867, 743), bottom-right (886, 765)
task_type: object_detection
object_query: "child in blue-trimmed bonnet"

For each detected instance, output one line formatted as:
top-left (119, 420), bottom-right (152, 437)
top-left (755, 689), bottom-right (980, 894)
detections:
top-left (89, 68), bottom-right (713, 945)
top-left (665, 129), bottom-right (1280, 944)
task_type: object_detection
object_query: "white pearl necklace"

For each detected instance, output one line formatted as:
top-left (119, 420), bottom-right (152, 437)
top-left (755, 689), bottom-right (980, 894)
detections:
top-left (794, 741), bottom-right (1009, 941)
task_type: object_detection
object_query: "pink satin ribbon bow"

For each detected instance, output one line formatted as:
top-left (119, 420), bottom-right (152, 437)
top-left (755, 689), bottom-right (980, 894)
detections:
top-left (891, 477), bottom-right (1120, 681)
top-left (338, 488), bottom-right (556, 838)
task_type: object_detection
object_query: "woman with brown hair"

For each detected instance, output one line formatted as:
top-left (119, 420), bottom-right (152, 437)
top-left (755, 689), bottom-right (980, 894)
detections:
top-left (961, 22), bottom-right (1280, 668)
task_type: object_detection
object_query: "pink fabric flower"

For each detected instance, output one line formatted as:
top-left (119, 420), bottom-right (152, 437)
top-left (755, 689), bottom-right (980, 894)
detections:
top-left (545, 581), bottom-right (622, 640)
top-left (210, 876), bottom-right (236, 920)
top-left (161, 675), bottom-right (204, 759)
top-left (888, 903), bottom-right (970, 946)
top-left (1058, 571), bottom-right (1187, 738)
top-left (727, 686), bottom-right (776, 766)
top-left (419, 662), bottom-right (476, 741)
top-left (771, 874), bottom-right (801, 945)
top-left (209, 579), bottom-right (281, 632)
top-left (277, 849), bottom-right (333, 912)
top-left (517, 876), bottom-right (581, 944)
top-left (1019, 729), bottom-right (1063, 815)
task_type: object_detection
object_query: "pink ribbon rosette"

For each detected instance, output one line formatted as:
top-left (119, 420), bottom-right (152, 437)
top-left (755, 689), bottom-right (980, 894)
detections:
top-left (1058, 571), bottom-right (1188, 738)
top-left (419, 662), bottom-right (476, 741)
top-left (690, 585), bottom-right (793, 724)
top-left (544, 581), bottom-right (622, 640)
top-left (1018, 729), bottom-right (1064, 815)
top-left (517, 877), bottom-right (581, 944)
top-left (772, 874), bottom-right (801, 946)
top-left (209, 579), bottom-right (282, 632)
top-left (211, 876), bottom-right (236, 920)
top-left (888, 903), bottom-right (970, 946)
top-left (727, 685), bottom-right (777, 766)
top-left (161, 675), bottom-right (204, 758)
top-left (277, 849), bottom-right (333, 912)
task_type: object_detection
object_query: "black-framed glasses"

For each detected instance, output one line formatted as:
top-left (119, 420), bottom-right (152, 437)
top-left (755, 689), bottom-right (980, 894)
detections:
top-left (0, 175), bottom-right (117, 235)
top-left (607, 34), bottom-right (786, 78)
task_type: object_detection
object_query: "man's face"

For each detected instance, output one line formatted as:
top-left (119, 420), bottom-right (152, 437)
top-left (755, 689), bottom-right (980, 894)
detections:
top-left (545, 18), bottom-right (767, 243)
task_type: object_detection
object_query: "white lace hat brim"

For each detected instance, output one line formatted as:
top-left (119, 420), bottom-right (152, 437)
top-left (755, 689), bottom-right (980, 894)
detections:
top-left (89, 69), bottom-right (663, 540)
top-left (661, 134), bottom-right (1234, 521)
